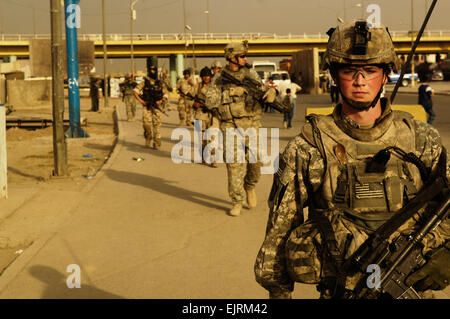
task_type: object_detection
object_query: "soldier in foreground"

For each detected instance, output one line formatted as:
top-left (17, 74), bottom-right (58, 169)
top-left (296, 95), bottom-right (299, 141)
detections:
top-left (176, 69), bottom-right (195, 127)
top-left (193, 67), bottom-right (219, 168)
top-left (205, 41), bottom-right (276, 217)
top-left (120, 74), bottom-right (137, 121)
top-left (134, 66), bottom-right (168, 150)
top-left (254, 21), bottom-right (449, 299)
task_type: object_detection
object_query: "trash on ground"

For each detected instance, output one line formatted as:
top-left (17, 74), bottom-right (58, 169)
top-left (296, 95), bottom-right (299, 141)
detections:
top-left (15, 249), bottom-right (24, 255)
top-left (133, 157), bottom-right (145, 162)
top-left (82, 154), bottom-right (93, 158)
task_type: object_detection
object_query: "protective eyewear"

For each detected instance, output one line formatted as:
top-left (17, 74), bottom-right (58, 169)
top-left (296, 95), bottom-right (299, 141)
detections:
top-left (238, 55), bottom-right (247, 59)
top-left (338, 66), bottom-right (383, 81)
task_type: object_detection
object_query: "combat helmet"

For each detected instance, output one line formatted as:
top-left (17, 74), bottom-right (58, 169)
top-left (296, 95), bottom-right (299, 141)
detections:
top-left (224, 40), bottom-right (248, 61)
top-left (211, 60), bottom-right (223, 69)
top-left (200, 67), bottom-right (212, 78)
top-left (322, 20), bottom-right (400, 73)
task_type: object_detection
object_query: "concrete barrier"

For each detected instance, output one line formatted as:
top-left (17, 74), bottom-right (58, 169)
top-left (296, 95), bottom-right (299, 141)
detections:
top-left (6, 79), bottom-right (52, 107)
top-left (305, 104), bottom-right (427, 123)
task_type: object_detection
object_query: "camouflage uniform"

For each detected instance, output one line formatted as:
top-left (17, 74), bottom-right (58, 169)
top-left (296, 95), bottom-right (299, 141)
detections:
top-left (120, 77), bottom-right (137, 121)
top-left (135, 77), bottom-right (168, 149)
top-left (176, 74), bottom-right (195, 126)
top-left (205, 41), bottom-right (265, 215)
top-left (254, 21), bottom-right (450, 299)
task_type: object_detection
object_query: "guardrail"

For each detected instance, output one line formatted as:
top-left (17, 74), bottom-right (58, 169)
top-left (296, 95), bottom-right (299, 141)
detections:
top-left (1, 30), bottom-right (450, 41)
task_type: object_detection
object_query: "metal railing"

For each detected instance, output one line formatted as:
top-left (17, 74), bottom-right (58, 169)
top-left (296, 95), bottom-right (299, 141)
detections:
top-left (1, 30), bottom-right (450, 42)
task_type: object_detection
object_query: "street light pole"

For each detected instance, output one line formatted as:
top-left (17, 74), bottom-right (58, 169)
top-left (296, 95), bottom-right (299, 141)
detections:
top-left (102, 0), bottom-right (109, 110)
top-left (411, 0), bottom-right (415, 87)
top-left (130, 0), bottom-right (138, 77)
top-left (206, 0), bottom-right (210, 34)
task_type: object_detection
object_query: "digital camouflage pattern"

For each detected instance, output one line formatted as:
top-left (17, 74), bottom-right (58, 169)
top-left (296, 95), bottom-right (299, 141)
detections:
top-left (177, 77), bottom-right (195, 125)
top-left (254, 99), bottom-right (450, 296)
top-left (322, 21), bottom-right (401, 72)
top-left (205, 65), bottom-right (264, 205)
top-left (121, 79), bottom-right (137, 120)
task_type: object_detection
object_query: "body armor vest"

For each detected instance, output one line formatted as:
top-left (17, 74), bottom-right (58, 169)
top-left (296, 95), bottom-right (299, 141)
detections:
top-left (302, 104), bottom-right (423, 231)
top-left (217, 68), bottom-right (262, 121)
top-left (142, 78), bottom-right (163, 109)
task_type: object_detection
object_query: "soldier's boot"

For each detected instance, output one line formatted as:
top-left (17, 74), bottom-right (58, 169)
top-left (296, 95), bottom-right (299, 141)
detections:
top-left (153, 141), bottom-right (161, 150)
top-left (211, 161), bottom-right (218, 168)
top-left (179, 119), bottom-right (184, 126)
top-left (246, 188), bottom-right (257, 209)
top-left (228, 203), bottom-right (242, 217)
top-left (283, 121), bottom-right (287, 129)
top-left (145, 138), bottom-right (152, 148)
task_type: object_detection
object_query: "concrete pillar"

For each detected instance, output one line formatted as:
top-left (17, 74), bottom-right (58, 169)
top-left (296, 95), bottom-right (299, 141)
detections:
top-left (169, 54), bottom-right (177, 89)
top-left (312, 47), bottom-right (320, 95)
top-left (176, 54), bottom-right (184, 80)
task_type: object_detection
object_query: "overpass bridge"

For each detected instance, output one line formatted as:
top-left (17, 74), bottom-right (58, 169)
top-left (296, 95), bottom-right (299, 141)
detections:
top-left (1, 31), bottom-right (450, 58)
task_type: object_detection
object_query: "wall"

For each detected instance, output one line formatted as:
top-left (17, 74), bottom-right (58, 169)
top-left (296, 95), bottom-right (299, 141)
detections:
top-left (6, 79), bottom-right (52, 107)
top-left (290, 48), bottom-right (321, 94)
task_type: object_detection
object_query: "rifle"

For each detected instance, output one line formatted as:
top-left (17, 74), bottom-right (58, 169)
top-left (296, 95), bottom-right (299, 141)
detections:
top-left (185, 93), bottom-right (210, 112)
top-left (341, 175), bottom-right (449, 299)
top-left (139, 94), bottom-right (169, 117)
top-left (220, 69), bottom-right (289, 114)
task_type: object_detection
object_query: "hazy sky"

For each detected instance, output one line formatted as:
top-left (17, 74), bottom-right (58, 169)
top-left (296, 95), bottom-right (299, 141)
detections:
top-left (1, 0), bottom-right (448, 74)
top-left (0, 0), bottom-right (449, 35)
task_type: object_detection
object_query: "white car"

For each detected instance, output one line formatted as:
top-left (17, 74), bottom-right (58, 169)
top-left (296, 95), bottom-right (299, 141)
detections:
top-left (270, 71), bottom-right (291, 86)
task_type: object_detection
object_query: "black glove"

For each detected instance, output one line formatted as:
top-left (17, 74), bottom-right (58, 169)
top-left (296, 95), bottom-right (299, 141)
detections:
top-left (405, 242), bottom-right (450, 291)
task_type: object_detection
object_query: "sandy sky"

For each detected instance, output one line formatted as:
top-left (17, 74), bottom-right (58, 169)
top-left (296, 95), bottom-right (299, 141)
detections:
top-left (0, 0), bottom-right (448, 35)
top-left (1, 0), bottom-right (448, 74)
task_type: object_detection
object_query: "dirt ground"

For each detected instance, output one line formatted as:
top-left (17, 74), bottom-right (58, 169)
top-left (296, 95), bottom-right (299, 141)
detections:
top-left (0, 96), bottom-right (118, 275)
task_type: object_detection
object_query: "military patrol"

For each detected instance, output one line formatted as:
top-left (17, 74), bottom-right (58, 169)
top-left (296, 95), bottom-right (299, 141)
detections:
top-left (205, 40), bottom-right (276, 217)
top-left (134, 65), bottom-right (168, 150)
top-left (254, 21), bottom-right (449, 299)
top-left (176, 69), bottom-right (195, 127)
top-left (120, 74), bottom-right (137, 121)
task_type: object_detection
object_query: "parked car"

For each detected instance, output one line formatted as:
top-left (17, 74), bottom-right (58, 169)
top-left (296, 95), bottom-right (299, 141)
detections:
top-left (388, 72), bottom-right (419, 87)
top-left (269, 71), bottom-right (291, 86)
top-left (432, 69), bottom-right (444, 81)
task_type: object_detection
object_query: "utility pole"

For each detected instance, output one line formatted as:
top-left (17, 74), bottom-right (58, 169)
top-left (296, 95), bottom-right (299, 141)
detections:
top-left (0, 74), bottom-right (7, 198)
top-left (50, 0), bottom-right (68, 176)
top-left (411, 0), bottom-right (415, 87)
top-left (183, 0), bottom-right (187, 61)
top-left (206, 0), bottom-right (210, 34)
top-left (130, 0), bottom-right (138, 77)
top-left (102, 0), bottom-right (109, 110)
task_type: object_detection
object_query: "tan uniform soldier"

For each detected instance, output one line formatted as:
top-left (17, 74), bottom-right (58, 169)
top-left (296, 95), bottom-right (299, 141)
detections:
top-left (134, 66), bottom-right (168, 149)
top-left (193, 67), bottom-right (219, 168)
top-left (176, 69), bottom-right (195, 126)
top-left (211, 60), bottom-right (223, 75)
top-left (205, 41), bottom-right (277, 217)
top-left (120, 74), bottom-right (137, 121)
top-left (254, 21), bottom-right (450, 299)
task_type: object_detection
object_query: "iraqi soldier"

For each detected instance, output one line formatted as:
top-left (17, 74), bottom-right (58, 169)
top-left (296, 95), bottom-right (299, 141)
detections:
top-left (120, 74), bottom-right (137, 121)
top-left (205, 40), bottom-right (275, 216)
top-left (134, 66), bottom-right (168, 150)
top-left (211, 60), bottom-right (223, 75)
top-left (176, 69), bottom-right (195, 126)
top-left (254, 21), bottom-right (450, 299)
top-left (193, 66), bottom-right (219, 168)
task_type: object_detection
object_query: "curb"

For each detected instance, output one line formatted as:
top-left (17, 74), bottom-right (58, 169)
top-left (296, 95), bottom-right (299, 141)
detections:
top-left (0, 104), bottom-right (126, 295)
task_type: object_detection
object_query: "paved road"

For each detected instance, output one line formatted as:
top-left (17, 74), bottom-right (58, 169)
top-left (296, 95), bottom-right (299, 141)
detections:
top-left (0, 93), bottom-right (448, 299)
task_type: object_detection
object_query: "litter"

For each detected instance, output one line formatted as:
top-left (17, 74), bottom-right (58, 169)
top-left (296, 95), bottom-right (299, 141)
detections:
top-left (133, 157), bottom-right (145, 162)
top-left (82, 154), bottom-right (93, 158)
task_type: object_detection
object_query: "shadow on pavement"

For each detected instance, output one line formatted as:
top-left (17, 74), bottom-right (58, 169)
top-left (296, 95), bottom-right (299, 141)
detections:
top-left (29, 265), bottom-right (124, 299)
top-left (105, 169), bottom-right (230, 212)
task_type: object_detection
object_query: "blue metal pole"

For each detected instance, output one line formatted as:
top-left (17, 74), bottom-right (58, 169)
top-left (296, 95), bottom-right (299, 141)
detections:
top-left (64, 0), bottom-right (88, 138)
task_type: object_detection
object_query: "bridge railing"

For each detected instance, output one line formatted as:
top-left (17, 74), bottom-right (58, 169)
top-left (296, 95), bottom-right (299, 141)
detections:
top-left (1, 30), bottom-right (450, 41)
